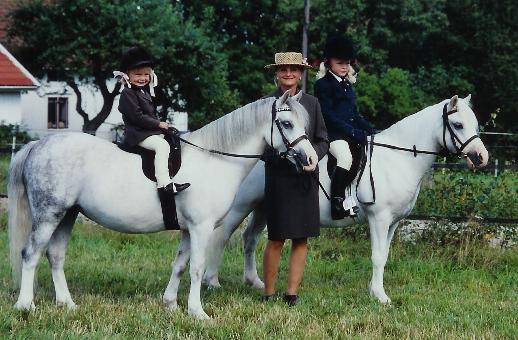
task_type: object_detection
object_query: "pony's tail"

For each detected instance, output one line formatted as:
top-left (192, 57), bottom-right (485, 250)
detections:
top-left (8, 141), bottom-right (37, 288)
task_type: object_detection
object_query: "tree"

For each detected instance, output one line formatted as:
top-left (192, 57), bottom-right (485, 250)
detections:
top-left (8, 0), bottom-right (238, 132)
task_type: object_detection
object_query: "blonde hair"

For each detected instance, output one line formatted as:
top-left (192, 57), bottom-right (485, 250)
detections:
top-left (316, 61), bottom-right (357, 84)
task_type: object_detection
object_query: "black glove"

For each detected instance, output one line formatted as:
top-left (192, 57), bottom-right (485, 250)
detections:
top-left (352, 128), bottom-right (368, 144)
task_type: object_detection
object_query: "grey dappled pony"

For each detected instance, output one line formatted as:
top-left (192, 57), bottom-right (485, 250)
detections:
top-left (8, 91), bottom-right (317, 319)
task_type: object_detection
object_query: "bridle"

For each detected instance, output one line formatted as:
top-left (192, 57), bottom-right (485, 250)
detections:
top-left (441, 104), bottom-right (480, 157)
top-left (368, 103), bottom-right (481, 159)
top-left (356, 103), bottom-right (482, 205)
top-left (270, 101), bottom-right (309, 167)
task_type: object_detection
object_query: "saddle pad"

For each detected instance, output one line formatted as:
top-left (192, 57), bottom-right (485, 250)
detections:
top-left (117, 131), bottom-right (182, 182)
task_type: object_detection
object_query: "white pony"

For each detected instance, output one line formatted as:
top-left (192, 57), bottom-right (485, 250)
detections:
top-left (203, 95), bottom-right (489, 304)
top-left (7, 91), bottom-right (317, 319)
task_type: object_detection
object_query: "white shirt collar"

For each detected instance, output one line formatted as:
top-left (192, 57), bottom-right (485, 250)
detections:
top-left (329, 70), bottom-right (343, 83)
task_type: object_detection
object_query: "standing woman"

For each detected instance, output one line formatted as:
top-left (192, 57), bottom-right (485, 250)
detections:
top-left (314, 36), bottom-right (376, 220)
top-left (262, 52), bottom-right (329, 305)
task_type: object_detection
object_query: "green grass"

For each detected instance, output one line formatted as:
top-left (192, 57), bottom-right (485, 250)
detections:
top-left (0, 218), bottom-right (516, 338)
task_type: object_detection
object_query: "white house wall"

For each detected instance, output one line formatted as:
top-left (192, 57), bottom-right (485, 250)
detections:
top-left (20, 79), bottom-right (188, 142)
top-left (21, 79), bottom-right (123, 141)
top-left (0, 92), bottom-right (22, 125)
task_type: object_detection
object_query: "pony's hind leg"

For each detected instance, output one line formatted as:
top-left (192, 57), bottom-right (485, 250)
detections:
top-left (242, 205), bottom-right (267, 289)
top-left (46, 207), bottom-right (79, 309)
top-left (15, 216), bottom-right (64, 310)
top-left (163, 231), bottom-right (191, 310)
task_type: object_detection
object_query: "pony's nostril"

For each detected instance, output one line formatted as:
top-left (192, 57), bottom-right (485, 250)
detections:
top-left (467, 152), bottom-right (483, 167)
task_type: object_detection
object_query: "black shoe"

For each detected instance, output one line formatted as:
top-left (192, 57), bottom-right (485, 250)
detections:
top-left (282, 293), bottom-right (298, 306)
top-left (331, 197), bottom-right (347, 220)
top-left (163, 182), bottom-right (190, 195)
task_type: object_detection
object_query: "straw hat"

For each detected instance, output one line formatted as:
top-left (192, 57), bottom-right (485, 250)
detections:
top-left (264, 52), bottom-right (313, 70)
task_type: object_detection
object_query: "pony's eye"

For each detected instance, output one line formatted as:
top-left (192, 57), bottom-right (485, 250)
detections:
top-left (281, 121), bottom-right (293, 129)
top-left (453, 122), bottom-right (463, 129)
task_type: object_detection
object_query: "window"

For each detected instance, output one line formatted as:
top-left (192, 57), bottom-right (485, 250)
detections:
top-left (48, 97), bottom-right (68, 129)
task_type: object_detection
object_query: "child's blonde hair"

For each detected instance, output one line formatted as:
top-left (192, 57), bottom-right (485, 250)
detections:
top-left (316, 61), bottom-right (357, 84)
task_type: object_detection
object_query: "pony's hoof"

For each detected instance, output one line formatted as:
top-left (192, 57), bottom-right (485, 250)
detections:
top-left (379, 295), bottom-right (392, 304)
top-left (204, 277), bottom-right (222, 289)
top-left (163, 299), bottom-right (179, 311)
top-left (369, 287), bottom-right (392, 304)
top-left (188, 307), bottom-right (210, 320)
top-left (14, 301), bottom-right (35, 311)
top-left (244, 275), bottom-right (264, 289)
top-left (57, 300), bottom-right (77, 310)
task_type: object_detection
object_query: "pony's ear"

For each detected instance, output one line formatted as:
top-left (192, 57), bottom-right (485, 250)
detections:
top-left (278, 90), bottom-right (291, 106)
top-left (448, 95), bottom-right (459, 112)
top-left (292, 90), bottom-right (303, 102)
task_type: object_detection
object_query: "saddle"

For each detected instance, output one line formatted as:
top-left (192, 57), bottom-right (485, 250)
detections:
top-left (117, 129), bottom-right (182, 182)
top-left (116, 129), bottom-right (182, 230)
top-left (327, 142), bottom-right (364, 186)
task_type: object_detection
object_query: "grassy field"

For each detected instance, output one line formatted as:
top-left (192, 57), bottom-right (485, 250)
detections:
top-left (0, 217), bottom-right (516, 338)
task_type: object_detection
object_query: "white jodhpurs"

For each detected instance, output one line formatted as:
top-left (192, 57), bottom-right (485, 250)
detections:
top-left (329, 140), bottom-right (353, 170)
top-left (138, 134), bottom-right (173, 188)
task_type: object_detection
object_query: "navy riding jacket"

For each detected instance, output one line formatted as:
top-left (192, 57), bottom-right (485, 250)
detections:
top-left (314, 71), bottom-right (375, 144)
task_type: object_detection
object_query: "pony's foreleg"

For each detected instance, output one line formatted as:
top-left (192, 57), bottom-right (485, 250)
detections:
top-left (163, 231), bottom-right (191, 310)
top-left (368, 212), bottom-right (393, 304)
top-left (46, 208), bottom-right (78, 309)
top-left (15, 221), bottom-right (60, 310)
top-left (242, 204), bottom-right (267, 289)
top-left (187, 223), bottom-right (214, 320)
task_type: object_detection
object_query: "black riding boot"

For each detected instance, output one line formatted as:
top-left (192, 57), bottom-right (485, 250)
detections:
top-left (331, 166), bottom-right (357, 220)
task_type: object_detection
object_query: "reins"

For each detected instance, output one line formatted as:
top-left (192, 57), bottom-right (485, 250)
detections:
top-left (356, 103), bottom-right (481, 205)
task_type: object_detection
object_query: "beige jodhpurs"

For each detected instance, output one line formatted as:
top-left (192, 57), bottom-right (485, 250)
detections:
top-left (329, 140), bottom-right (353, 170)
top-left (138, 134), bottom-right (173, 187)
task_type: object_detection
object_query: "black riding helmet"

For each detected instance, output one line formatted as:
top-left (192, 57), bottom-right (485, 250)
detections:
top-left (323, 35), bottom-right (356, 60)
top-left (120, 46), bottom-right (154, 73)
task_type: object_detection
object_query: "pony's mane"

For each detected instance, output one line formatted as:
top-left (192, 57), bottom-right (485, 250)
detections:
top-left (383, 100), bottom-right (446, 133)
top-left (187, 96), bottom-right (309, 153)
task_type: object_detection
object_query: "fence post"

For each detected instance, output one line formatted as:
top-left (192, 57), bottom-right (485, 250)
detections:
top-left (494, 159), bottom-right (499, 177)
top-left (11, 125), bottom-right (17, 159)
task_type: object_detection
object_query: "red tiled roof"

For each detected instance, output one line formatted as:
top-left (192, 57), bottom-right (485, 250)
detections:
top-left (0, 43), bottom-right (38, 87)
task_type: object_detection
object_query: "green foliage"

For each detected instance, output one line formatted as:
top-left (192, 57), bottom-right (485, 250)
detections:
top-left (6, 0), bottom-right (518, 132)
top-left (7, 0), bottom-right (239, 131)
top-left (0, 125), bottom-right (32, 147)
top-left (355, 68), bottom-right (425, 127)
top-left (414, 170), bottom-right (518, 218)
